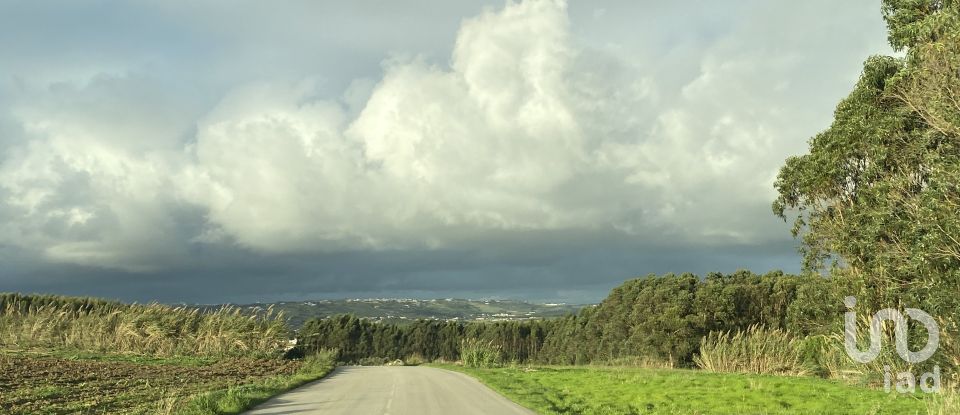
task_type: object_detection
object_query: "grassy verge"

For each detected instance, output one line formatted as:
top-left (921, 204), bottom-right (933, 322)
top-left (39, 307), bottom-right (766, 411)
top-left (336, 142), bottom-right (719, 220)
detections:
top-left (436, 364), bottom-right (929, 414)
top-left (176, 349), bottom-right (336, 415)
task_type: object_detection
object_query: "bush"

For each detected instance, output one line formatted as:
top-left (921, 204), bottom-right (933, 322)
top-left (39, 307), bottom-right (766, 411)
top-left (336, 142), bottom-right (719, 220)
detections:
top-left (792, 333), bottom-right (872, 382)
top-left (460, 338), bottom-right (502, 368)
top-left (404, 353), bottom-right (426, 366)
top-left (694, 325), bottom-right (810, 376)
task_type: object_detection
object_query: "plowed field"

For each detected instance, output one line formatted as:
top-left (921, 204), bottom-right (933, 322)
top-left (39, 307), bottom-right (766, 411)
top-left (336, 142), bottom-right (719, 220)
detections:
top-left (0, 351), bottom-right (301, 414)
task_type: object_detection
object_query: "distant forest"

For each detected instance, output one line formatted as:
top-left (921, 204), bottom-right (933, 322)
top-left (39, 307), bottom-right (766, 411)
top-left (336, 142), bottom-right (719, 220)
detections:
top-left (297, 270), bottom-right (835, 365)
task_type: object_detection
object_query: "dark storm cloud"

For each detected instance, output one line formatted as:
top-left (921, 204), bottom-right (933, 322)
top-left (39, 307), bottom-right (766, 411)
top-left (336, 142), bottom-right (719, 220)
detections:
top-left (3, 228), bottom-right (800, 304)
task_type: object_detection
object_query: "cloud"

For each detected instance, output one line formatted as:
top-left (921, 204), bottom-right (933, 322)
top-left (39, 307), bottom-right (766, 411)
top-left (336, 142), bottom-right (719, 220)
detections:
top-left (179, 81), bottom-right (368, 252)
top-left (0, 73), bottom-right (205, 271)
top-left (0, 0), bottom-right (891, 296)
top-left (178, 0), bottom-right (646, 253)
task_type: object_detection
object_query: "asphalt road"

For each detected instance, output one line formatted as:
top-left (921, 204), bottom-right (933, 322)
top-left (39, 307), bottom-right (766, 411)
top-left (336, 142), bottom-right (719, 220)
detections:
top-left (244, 366), bottom-right (536, 415)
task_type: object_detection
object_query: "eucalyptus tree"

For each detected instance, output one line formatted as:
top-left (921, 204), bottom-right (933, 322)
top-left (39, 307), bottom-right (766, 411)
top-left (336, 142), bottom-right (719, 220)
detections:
top-left (773, 0), bottom-right (960, 314)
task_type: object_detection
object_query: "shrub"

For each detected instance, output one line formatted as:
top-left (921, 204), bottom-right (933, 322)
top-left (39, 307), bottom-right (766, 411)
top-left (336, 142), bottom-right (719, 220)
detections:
top-left (404, 353), bottom-right (426, 366)
top-left (460, 338), bottom-right (502, 368)
top-left (694, 324), bottom-right (810, 376)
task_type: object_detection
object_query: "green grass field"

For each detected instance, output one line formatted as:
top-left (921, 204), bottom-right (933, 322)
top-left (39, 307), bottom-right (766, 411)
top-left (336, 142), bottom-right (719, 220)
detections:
top-left (442, 365), bottom-right (928, 414)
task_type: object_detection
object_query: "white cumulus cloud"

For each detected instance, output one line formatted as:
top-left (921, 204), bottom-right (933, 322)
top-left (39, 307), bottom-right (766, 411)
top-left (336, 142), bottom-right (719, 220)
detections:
top-left (0, 0), bottom-right (889, 272)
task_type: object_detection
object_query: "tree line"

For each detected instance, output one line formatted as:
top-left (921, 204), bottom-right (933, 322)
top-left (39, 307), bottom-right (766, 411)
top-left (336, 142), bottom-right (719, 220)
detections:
top-left (296, 270), bottom-right (840, 366)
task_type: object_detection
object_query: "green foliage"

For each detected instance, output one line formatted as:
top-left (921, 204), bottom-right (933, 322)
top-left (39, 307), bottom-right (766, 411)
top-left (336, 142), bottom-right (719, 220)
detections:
top-left (793, 334), bottom-right (857, 380)
top-left (773, 0), bottom-right (960, 388)
top-left (298, 313), bottom-right (553, 364)
top-left (539, 271), bottom-right (834, 366)
top-left (775, 0), bottom-right (960, 311)
top-left (297, 271), bottom-right (839, 369)
top-left (460, 338), bottom-right (503, 368)
top-left (882, 0), bottom-right (959, 51)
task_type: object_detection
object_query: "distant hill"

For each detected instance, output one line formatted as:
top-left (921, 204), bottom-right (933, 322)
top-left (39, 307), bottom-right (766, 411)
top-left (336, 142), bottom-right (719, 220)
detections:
top-left (213, 299), bottom-right (584, 327)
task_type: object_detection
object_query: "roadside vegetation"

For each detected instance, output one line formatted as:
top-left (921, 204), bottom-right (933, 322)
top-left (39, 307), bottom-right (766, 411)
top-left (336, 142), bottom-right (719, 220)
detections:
top-left (177, 349), bottom-right (336, 415)
top-left (443, 365), bottom-right (926, 415)
top-left (0, 293), bottom-right (288, 358)
top-left (694, 325), bottom-right (810, 377)
top-left (0, 293), bottom-right (334, 414)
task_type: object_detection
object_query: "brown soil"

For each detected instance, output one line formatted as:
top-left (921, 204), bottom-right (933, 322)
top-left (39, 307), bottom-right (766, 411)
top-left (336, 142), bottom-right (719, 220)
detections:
top-left (0, 354), bottom-right (302, 414)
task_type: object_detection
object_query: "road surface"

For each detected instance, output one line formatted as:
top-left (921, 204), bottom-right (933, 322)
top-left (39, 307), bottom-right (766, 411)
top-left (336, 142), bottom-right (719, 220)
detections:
top-left (244, 366), bottom-right (536, 415)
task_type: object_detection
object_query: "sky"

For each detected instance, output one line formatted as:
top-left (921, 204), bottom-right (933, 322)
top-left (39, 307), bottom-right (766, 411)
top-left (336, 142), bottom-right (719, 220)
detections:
top-left (0, 0), bottom-right (893, 304)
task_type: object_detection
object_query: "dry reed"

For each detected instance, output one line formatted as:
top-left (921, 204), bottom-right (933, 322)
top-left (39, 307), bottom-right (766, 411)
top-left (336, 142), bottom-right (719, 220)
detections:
top-left (694, 324), bottom-right (810, 376)
top-left (0, 293), bottom-right (289, 358)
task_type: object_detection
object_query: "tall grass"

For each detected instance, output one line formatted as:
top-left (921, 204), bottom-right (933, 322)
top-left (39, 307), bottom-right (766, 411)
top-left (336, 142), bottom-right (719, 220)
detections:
top-left (926, 318), bottom-right (960, 415)
top-left (0, 293), bottom-right (289, 358)
top-left (794, 334), bottom-right (866, 381)
top-left (694, 324), bottom-right (810, 376)
top-left (593, 355), bottom-right (676, 369)
top-left (926, 387), bottom-right (960, 415)
top-left (461, 338), bottom-right (503, 368)
top-left (937, 317), bottom-right (960, 386)
top-left (694, 317), bottom-right (950, 385)
top-left (807, 314), bottom-right (942, 386)
top-left (796, 333), bottom-right (909, 385)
